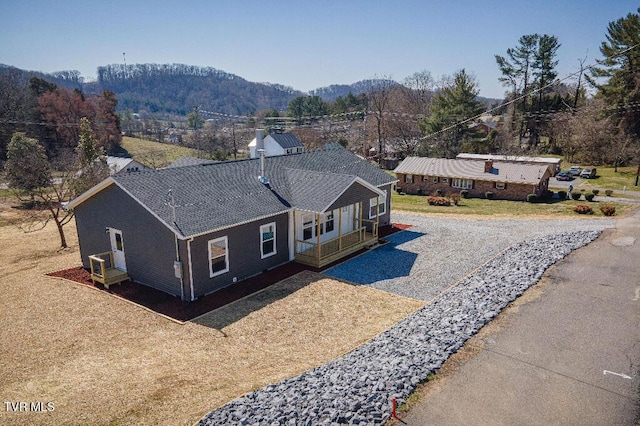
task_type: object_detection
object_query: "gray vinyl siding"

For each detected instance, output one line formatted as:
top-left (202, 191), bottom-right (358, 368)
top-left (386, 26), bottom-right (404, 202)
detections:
top-left (378, 184), bottom-right (392, 227)
top-left (74, 184), bottom-right (185, 298)
top-left (327, 182), bottom-right (380, 212)
top-left (188, 213), bottom-right (290, 298)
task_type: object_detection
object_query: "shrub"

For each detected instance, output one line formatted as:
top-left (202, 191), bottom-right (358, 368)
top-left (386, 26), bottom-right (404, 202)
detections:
top-left (526, 193), bottom-right (538, 203)
top-left (592, 189), bottom-right (599, 196)
top-left (485, 191), bottom-right (494, 200)
top-left (545, 190), bottom-right (554, 200)
top-left (574, 204), bottom-right (593, 215)
top-left (571, 192), bottom-right (582, 200)
top-left (427, 196), bottom-right (451, 206)
top-left (417, 189), bottom-right (423, 196)
top-left (585, 193), bottom-right (595, 202)
top-left (605, 189), bottom-right (613, 196)
top-left (600, 205), bottom-right (616, 216)
top-left (557, 190), bottom-right (567, 200)
top-left (434, 188), bottom-right (443, 196)
top-left (460, 189), bottom-right (469, 199)
top-left (449, 194), bottom-right (461, 206)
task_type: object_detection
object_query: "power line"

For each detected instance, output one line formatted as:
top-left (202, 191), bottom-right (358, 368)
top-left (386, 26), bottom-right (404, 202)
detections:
top-left (419, 42), bottom-right (640, 141)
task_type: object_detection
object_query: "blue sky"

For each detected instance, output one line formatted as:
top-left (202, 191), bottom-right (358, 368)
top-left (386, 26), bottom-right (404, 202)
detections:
top-left (1, 1), bottom-right (638, 99)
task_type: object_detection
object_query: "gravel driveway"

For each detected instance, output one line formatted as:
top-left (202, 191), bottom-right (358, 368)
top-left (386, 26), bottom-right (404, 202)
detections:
top-left (324, 213), bottom-right (615, 301)
top-left (200, 221), bottom-right (609, 425)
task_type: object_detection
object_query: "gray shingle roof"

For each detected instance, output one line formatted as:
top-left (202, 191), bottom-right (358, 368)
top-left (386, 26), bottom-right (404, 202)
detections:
top-left (165, 157), bottom-right (220, 168)
top-left (270, 133), bottom-right (303, 149)
top-left (394, 157), bottom-right (549, 185)
top-left (109, 147), bottom-right (396, 238)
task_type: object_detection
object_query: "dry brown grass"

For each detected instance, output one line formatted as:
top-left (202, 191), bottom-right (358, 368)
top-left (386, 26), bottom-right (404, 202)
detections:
top-left (0, 204), bottom-right (423, 426)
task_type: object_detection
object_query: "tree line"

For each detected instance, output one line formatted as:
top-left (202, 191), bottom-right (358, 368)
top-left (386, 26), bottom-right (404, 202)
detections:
top-left (278, 8), bottom-right (640, 169)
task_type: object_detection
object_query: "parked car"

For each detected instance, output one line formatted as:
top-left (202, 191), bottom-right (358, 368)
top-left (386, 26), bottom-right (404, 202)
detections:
top-left (556, 171), bottom-right (573, 181)
top-left (580, 167), bottom-right (597, 179)
top-left (569, 166), bottom-right (582, 176)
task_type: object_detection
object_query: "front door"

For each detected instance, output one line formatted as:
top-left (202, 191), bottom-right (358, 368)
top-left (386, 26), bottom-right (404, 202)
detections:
top-left (109, 228), bottom-right (127, 272)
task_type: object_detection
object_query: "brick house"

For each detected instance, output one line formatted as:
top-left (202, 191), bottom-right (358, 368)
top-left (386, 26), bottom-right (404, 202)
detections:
top-left (394, 157), bottom-right (551, 201)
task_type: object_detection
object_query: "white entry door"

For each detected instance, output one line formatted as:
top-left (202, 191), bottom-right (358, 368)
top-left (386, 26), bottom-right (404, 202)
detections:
top-left (109, 228), bottom-right (127, 272)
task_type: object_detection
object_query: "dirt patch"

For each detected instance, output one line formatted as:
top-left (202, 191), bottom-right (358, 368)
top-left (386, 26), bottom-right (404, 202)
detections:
top-left (0, 209), bottom-right (422, 426)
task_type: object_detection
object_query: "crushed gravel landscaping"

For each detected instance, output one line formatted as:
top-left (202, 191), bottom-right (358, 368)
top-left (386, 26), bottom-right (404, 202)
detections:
top-left (198, 215), bottom-right (612, 425)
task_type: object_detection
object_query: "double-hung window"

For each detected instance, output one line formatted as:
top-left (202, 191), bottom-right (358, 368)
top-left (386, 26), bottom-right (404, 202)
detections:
top-left (260, 223), bottom-right (276, 258)
top-left (369, 193), bottom-right (387, 219)
top-left (302, 213), bottom-right (314, 240)
top-left (208, 236), bottom-right (229, 277)
top-left (324, 212), bottom-right (334, 233)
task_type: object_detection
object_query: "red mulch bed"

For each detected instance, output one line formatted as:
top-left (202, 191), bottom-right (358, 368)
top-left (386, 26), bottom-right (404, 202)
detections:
top-left (46, 223), bottom-right (411, 322)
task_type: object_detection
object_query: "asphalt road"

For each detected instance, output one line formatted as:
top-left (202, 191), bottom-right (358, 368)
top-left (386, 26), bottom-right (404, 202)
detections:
top-left (399, 208), bottom-right (640, 425)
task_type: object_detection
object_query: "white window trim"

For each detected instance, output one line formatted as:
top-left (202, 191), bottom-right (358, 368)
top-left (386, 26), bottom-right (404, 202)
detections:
top-left (405, 174), bottom-right (413, 183)
top-left (442, 177), bottom-right (449, 183)
top-left (452, 178), bottom-right (473, 189)
top-left (208, 236), bottom-right (229, 278)
top-left (496, 182), bottom-right (506, 190)
top-left (302, 213), bottom-right (314, 240)
top-left (260, 222), bottom-right (277, 259)
top-left (369, 193), bottom-right (387, 219)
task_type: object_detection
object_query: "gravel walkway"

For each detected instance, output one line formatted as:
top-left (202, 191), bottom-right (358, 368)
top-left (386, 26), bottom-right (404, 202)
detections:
top-left (324, 214), bottom-right (615, 301)
top-left (198, 215), bottom-right (612, 425)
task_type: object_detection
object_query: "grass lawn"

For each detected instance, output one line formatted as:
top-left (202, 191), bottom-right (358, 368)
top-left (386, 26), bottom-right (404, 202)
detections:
top-left (576, 166), bottom-right (640, 192)
top-left (120, 136), bottom-right (203, 168)
top-left (392, 192), bottom-right (634, 218)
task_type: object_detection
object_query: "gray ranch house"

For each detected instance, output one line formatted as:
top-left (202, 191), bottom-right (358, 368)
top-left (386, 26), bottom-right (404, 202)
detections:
top-left (394, 157), bottom-right (551, 201)
top-left (67, 145), bottom-right (396, 301)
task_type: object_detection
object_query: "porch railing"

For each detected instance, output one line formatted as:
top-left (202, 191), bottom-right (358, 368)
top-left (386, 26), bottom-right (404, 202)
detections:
top-left (88, 251), bottom-right (129, 289)
top-left (295, 220), bottom-right (379, 267)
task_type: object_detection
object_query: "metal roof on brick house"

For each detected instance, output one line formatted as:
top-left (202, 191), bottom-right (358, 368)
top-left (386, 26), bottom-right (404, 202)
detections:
top-left (68, 146), bottom-right (396, 239)
top-left (394, 157), bottom-right (550, 185)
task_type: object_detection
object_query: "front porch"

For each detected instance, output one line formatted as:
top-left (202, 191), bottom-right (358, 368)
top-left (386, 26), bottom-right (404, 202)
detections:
top-left (295, 219), bottom-right (379, 268)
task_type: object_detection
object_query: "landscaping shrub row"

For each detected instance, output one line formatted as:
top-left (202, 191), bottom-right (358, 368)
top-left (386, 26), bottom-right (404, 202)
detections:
top-left (573, 204), bottom-right (616, 216)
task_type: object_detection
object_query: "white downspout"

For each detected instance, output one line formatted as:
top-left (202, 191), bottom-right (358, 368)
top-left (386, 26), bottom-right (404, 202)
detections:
top-left (289, 209), bottom-right (295, 261)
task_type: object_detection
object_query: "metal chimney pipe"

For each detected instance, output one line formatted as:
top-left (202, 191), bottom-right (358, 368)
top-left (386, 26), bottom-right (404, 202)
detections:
top-left (256, 129), bottom-right (264, 151)
top-left (258, 149), bottom-right (268, 184)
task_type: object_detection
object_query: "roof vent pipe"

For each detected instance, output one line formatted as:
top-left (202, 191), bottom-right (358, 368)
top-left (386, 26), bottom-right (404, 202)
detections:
top-left (256, 129), bottom-right (265, 151)
top-left (258, 149), bottom-right (268, 185)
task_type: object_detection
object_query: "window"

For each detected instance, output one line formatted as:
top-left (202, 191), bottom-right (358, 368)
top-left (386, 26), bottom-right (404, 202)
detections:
top-left (496, 182), bottom-right (506, 190)
top-left (442, 177), bottom-right (449, 183)
top-left (452, 178), bottom-right (473, 189)
top-left (432, 176), bottom-right (439, 183)
top-left (324, 212), bottom-right (334, 233)
top-left (405, 174), bottom-right (413, 183)
top-left (260, 223), bottom-right (276, 258)
top-left (115, 233), bottom-right (123, 251)
top-left (302, 213), bottom-right (314, 240)
top-left (422, 176), bottom-right (428, 182)
top-left (369, 193), bottom-right (387, 219)
top-left (208, 237), bottom-right (229, 277)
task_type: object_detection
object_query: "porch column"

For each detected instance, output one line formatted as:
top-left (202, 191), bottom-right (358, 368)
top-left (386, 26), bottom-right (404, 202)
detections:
top-left (375, 195), bottom-right (380, 238)
top-left (316, 213), bottom-right (321, 263)
top-left (358, 201), bottom-right (363, 241)
top-left (338, 208), bottom-right (343, 251)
